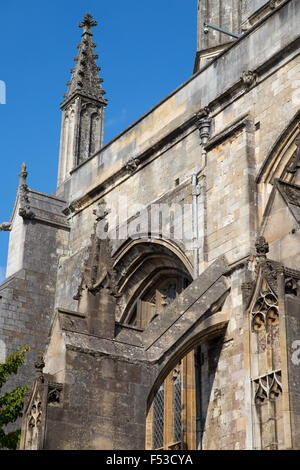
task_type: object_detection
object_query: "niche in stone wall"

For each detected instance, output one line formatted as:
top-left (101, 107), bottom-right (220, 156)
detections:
top-left (78, 102), bottom-right (100, 164)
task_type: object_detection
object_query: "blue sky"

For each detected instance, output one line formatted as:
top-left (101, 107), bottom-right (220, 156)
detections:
top-left (0, 0), bottom-right (197, 282)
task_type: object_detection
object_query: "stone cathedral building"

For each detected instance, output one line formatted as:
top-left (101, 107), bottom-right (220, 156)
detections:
top-left (0, 0), bottom-right (300, 450)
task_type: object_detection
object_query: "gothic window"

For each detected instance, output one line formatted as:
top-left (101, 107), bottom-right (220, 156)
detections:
top-left (118, 260), bottom-right (195, 450)
top-left (149, 362), bottom-right (186, 450)
top-left (152, 384), bottom-right (165, 450)
top-left (127, 275), bottom-right (190, 330)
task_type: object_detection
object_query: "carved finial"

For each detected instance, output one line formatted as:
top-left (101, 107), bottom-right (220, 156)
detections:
top-left (34, 355), bottom-right (45, 382)
top-left (62, 14), bottom-right (107, 105)
top-left (79, 13), bottom-right (97, 34)
top-left (19, 162), bottom-right (27, 187)
top-left (255, 236), bottom-right (269, 259)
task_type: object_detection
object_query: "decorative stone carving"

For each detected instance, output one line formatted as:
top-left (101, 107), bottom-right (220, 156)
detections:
top-left (28, 392), bottom-right (42, 428)
top-left (285, 277), bottom-right (298, 296)
top-left (241, 70), bottom-right (258, 88)
top-left (34, 355), bottom-right (45, 383)
top-left (74, 199), bottom-right (119, 300)
top-left (18, 164), bottom-right (35, 220)
top-left (251, 287), bottom-right (279, 332)
top-left (255, 236), bottom-right (269, 259)
top-left (126, 156), bottom-right (140, 173)
top-left (20, 359), bottom-right (48, 450)
top-left (250, 236), bottom-right (284, 333)
top-left (63, 14), bottom-right (106, 104)
top-left (93, 200), bottom-right (110, 222)
top-left (0, 222), bottom-right (11, 231)
top-left (253, 370), bottom-right (282, 404)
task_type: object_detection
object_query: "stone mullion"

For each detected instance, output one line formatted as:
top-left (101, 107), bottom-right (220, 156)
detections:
top-left (268, 398), bottom-right (277, 449)
top-left (163, 372), bottom-right (173, 449)
top-left (182, 352), bottom-right (196, 450)
top-left (145, 404), bottom-right (153, 450)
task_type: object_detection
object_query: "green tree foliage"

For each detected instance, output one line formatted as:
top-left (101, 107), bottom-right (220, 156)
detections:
top-left (0, 345), bottom-right (30, 450)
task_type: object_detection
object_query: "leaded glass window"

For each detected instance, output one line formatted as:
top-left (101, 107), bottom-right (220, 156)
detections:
top-left (173, 365), bottom-right (182, 443)
top-left (152, 384), bottom-right (164, 449)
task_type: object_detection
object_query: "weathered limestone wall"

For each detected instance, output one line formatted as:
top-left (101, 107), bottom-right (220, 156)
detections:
top-left (9, 0), bottom-right (300, 451)
top-left (44, 350), bottom-right (154, 450)
top-left (48, 5), bottom-right (300, 451)
top-left (196, 0), bottom-right (242, 51)
top-left (54, 0), bottom-right (300, 284)
top-left (0, 190), bottom-right (69, 395)
top-left (55, 0), bottom-right (300, 205)
top-left (58, 43), bottom-right (300, 303)
top-left (6, 201), bottom-right (25, 277)
top-left (31, 257), bottom-right (230, 450)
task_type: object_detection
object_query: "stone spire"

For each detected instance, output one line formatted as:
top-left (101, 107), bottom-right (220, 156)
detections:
top-left (62, 14), bottom-right (107, 105)
top-left (57, 14), bottom-right (107, 187)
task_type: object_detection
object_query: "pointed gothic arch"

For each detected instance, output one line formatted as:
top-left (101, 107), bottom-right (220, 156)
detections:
top-left (256, 110), bottom-right (300, 221)
top-left (112, 237), bottom-right (194, 325)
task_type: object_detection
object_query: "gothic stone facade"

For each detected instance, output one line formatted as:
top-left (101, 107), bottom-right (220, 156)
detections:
top-left (1, 1), bottom-right (300, 450)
